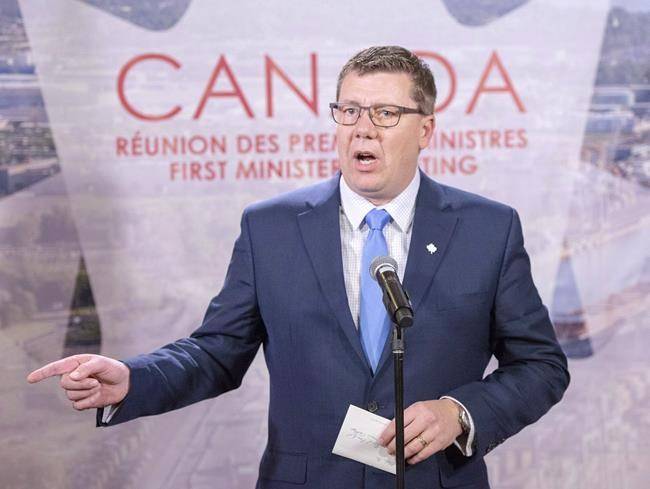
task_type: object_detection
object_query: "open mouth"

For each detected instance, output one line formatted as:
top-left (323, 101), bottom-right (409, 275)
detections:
top-left (354, 151), bottom-right (378, 165)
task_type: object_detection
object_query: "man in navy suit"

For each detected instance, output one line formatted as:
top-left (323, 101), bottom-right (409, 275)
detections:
top-left (28, 46), bottom-right (569, 488)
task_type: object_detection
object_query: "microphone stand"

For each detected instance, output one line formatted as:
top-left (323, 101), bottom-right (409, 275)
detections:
top-left (371, 256), bottom-right (413, 489)
top-left (392, 324), bottom-right (406, 489)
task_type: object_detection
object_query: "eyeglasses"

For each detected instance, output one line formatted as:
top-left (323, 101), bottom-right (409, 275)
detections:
top-left (329, 102), bottom-right (426, 128)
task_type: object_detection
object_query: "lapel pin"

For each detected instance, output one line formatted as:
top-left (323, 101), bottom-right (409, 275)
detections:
top-left (426, 243), bottom-right (437, 255)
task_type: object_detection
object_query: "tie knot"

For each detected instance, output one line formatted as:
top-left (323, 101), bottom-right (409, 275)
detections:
top-left (364, 209), bottom-right (391, 231)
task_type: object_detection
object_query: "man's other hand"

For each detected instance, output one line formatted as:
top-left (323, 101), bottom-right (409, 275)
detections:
top-left (379, 399), bottom-right (462, 465)
top-left (27, 354), bottom-right (130, 411)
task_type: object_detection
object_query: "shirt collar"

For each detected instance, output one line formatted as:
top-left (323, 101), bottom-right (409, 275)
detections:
top-left (339, 170), bottom-right (420, 232)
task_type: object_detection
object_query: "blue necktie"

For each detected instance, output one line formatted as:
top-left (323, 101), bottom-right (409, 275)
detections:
top-left (360, 209), bottom-right (391, 372)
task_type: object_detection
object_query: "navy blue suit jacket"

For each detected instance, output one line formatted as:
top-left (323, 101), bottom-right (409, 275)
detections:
top-left (99, 172), bottom-right (569, 488)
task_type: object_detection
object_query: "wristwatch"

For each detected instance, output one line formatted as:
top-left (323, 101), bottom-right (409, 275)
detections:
top-left (458, 405), bottom-right (471, 435)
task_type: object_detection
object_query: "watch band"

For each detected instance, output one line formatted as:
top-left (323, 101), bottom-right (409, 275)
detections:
top-left (458, 405), bottom-right (471, 435)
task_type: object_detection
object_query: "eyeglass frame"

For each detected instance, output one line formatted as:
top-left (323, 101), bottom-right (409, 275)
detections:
top-left (329, 102), bottom-right (428, 128)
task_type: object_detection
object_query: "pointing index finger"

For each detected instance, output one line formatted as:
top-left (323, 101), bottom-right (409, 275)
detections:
top-left (27, 355), bottom-right (88, 383)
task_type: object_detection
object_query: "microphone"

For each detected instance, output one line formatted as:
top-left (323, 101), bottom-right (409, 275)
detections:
top-left (370, 256), bottom-right (414, 328)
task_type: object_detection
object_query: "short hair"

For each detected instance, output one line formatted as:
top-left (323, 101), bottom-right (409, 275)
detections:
top-left (336, 46), bottom-right (437, 115)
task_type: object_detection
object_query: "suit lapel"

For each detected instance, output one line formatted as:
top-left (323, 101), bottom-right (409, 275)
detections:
top-left (402, 176), bottom-right (458, 312)
top-left (374, 173), bottom-right (459, 378)
top-left (297, 177), bottom-right (371, 372)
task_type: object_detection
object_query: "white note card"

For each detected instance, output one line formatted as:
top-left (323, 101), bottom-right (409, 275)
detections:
top-left (332, 404), bottom-right (396, 474)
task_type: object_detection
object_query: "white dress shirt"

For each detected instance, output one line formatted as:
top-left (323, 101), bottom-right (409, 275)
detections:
top-left (339, 171), bottom-right (419, 329)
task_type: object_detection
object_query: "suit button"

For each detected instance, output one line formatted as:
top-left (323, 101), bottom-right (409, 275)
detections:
top-left (367, 401), bottom-right (379, 413)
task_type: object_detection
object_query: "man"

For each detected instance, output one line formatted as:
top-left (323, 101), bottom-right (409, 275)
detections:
top-left (28, 46), bottom-right (569, 488)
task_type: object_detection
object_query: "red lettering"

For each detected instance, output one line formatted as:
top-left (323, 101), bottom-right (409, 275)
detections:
top-left (236, 134), bottom-right (279, 153)
top-left (288, 134), bottom-right (300, 152)
top-left (466, 51), bottom-right (525, 114)
top-left (118, 50), bottom-right (529, 124)
top-left (303, 134), bottom-right (315, 152)
top-left (170, 162), bottom-right (181, 180)
top-left (489, 130), bottom-right (501, 147)
top-left (319, 133), bottom-right (333, 152)
top-left (517, 129), bottom-right (528, 148)
top-left (267, 134), bottom-right (280, 153)
top-left (170, 161), bottom-right (227, 181)
top-left (236, 160), bottom-right (258, 179)
top-left (116, 137), bottom-right (128, 156)
top-left (419, 155), bottom-right (478, 175)
top-left (204, 162), bottom-right (216, 180)
top-left (458, 155), bottom-right (477, 174)
top-left (288, 133), bottom-right (336, 152)
top-left (190, 162), bottom-right (202, 179)
top-left (237, 135), bottom-right (252, 154)
top-left (194, 56), bottom-right (254, 119)
top-left (265, 53), bottom-right (318, 117)
top-left (117, 53), bottom-right (182, 121)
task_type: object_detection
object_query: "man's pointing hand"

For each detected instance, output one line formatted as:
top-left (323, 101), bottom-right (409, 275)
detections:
top-left (27, 354), bottom-right (130, 411)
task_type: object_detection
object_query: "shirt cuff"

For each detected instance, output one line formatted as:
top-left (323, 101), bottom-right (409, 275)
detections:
top-left (101, 402), bottom-right (122, 424)
top-left (440, 396), bottom-right (476, 457)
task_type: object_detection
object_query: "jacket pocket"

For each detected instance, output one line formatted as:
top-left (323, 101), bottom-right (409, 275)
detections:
top-left (259, 449), bottom-right (308, 484)
top-left (439, 458), bottom-right (488, 487)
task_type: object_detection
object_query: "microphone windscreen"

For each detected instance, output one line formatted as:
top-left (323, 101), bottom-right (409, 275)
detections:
top-left (369, 255), bottom-right (398, 281)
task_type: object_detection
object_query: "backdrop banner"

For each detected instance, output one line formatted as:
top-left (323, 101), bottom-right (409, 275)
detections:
top-left (1, 0), bottom-right (648, 487)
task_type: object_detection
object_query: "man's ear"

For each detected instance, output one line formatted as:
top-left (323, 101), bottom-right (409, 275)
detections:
top-left (419, 115), bottom-right (436, 150)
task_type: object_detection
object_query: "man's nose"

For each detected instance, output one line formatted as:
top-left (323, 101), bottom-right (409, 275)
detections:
top-left (354, 108), bottom-right (378, 138)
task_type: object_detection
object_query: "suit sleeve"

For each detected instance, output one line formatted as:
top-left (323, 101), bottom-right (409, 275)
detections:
top-left (98, 210), bottom-right (264, 426)
top-left (443, 208), bottom-right (570, 456)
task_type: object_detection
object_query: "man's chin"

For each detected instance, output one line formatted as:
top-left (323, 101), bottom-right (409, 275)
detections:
top-left (350, 182), bottom-right (393, 205)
